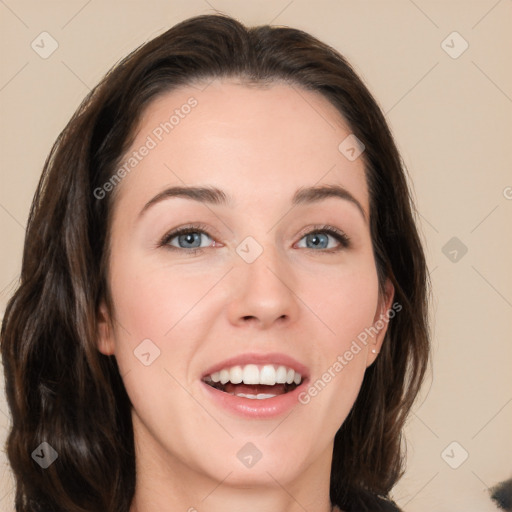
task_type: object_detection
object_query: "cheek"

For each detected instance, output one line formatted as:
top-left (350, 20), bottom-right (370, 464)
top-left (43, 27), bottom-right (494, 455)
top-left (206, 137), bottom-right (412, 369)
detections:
top-left (304, 261), bottom-right (380, 349)
top-left (296, 260), bottom-right (379, 425)
top-left (107, 257), bottom-right (209, 433)
top-left (109, 254), bottom-right (215, 342)
top-left (107, 253), bottom-right (222, 398)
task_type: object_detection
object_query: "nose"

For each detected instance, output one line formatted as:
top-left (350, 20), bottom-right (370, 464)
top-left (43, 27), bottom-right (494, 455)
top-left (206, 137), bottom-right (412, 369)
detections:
top-left (226, 242), bottom-right (300, 329)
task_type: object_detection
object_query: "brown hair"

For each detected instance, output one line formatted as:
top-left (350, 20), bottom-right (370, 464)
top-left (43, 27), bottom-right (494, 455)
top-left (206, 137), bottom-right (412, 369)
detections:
top-left (1, 13), bottom-right (430, 512)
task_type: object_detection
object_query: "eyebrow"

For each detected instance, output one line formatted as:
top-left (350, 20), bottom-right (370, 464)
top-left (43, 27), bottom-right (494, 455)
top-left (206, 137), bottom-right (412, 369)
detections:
top-left (138, 183), bottom-right (367, 222)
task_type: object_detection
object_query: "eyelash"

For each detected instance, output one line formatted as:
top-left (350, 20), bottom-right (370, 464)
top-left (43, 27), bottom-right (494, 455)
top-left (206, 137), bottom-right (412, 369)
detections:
top-left (158, 223), bottom-right (351, 255)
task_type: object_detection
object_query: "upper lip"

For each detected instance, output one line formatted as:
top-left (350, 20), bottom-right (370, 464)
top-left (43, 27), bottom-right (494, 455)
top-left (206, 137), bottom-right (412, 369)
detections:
top-left (201, 352), bottom-right (310, 380)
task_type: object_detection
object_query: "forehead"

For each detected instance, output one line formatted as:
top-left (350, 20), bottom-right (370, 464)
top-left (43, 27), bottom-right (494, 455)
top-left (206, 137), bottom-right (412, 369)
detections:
top-left (114, 79), bottom-right (369, 216)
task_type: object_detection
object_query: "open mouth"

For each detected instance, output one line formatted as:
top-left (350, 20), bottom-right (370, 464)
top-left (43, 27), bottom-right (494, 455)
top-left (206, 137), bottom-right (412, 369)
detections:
top-left (202, 364), bottom-right (303, 400)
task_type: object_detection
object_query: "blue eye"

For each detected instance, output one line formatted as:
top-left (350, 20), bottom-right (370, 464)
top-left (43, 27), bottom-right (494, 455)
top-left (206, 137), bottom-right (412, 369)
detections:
top-left (160, 224), bottom-right (213, 254)
top-left (159, 223), bottom-right (350, 255)
top-left (297, 226), bottom-right (350, 251)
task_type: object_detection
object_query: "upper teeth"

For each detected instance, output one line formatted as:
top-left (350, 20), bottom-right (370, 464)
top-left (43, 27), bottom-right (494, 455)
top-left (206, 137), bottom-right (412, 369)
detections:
top-left (207, 364), bottom-right (302, 386)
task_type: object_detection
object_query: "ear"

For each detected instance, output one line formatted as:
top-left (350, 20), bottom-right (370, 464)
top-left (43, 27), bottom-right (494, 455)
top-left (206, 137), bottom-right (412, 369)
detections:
top-left (366, 278), bottom-right (395, 367)
top-left (97, 300), bottom-right (115, 356)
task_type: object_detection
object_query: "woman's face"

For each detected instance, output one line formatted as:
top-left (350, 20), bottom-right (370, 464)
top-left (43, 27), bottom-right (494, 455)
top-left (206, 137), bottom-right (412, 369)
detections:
top-left (98, 80), bottom-right (393, 494)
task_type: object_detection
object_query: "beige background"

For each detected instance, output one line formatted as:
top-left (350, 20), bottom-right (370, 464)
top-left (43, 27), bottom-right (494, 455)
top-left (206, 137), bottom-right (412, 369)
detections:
top-left (1, 1), bottom-right (511, 511)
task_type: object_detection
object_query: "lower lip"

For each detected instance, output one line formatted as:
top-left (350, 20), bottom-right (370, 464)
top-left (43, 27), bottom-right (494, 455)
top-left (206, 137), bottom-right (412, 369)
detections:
top-left (200, 380), bottom-right (309, 419)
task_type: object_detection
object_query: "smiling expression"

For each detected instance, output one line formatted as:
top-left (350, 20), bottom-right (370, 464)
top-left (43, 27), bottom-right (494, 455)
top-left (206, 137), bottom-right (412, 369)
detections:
top-left (97, 79), bottom-right (393, 491)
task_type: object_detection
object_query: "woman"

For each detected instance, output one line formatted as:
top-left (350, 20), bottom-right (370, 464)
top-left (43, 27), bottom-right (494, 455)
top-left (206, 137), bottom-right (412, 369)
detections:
top-left (1, 13), bottom-right (431, 512)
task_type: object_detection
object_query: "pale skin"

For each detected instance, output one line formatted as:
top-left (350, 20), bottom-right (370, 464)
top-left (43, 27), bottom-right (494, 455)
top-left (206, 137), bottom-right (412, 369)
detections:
top-left (97, 79), bottom-right (394, 512)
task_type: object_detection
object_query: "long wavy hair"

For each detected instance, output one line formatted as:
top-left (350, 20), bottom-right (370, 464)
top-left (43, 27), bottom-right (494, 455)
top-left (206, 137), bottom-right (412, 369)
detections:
top-left (1, 13), bottom-right (431, 512)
